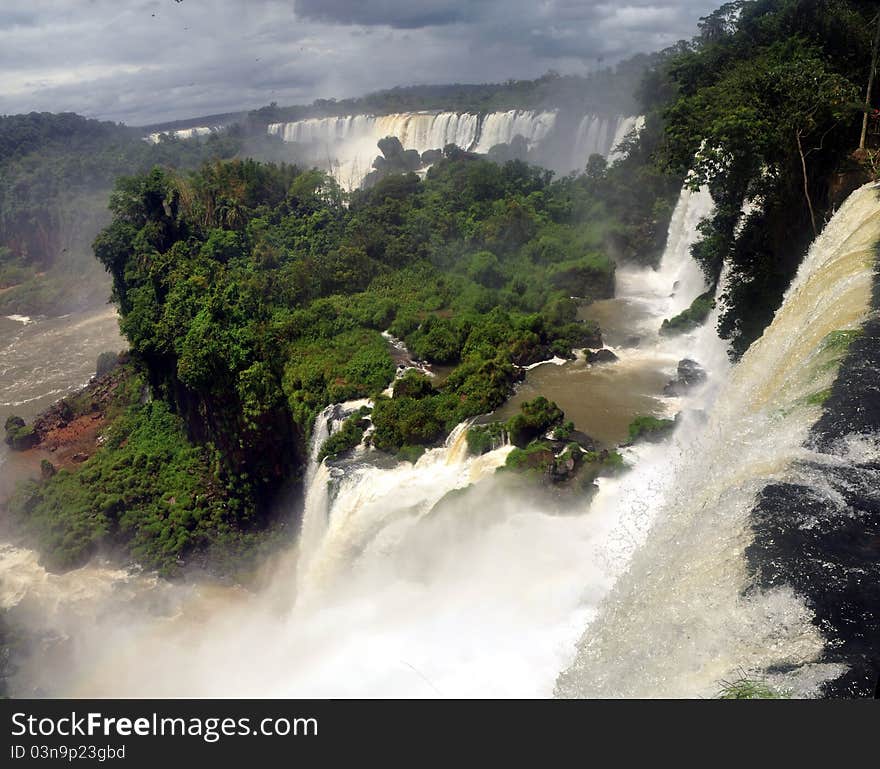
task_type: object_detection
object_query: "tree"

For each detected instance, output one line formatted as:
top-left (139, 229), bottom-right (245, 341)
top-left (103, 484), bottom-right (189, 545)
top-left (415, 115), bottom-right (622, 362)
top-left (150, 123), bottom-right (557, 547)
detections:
top-left (860, 11), bottom-right (880, 151)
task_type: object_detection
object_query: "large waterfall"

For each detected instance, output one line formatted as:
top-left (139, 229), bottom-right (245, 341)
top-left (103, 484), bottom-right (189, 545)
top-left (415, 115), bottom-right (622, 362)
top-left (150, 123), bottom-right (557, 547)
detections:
top-left (4, 180), bottom-right (879, 698)
top-left (267, 110), bottom-right (640, 188)
top-left (556, 182), bottom-right (880, 698)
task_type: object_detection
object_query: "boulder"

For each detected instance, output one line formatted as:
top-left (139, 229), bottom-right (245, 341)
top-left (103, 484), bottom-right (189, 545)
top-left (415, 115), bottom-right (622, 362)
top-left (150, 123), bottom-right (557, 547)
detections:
top-left (663, 358), bottom-right (707, 396)
top-left (420, 148), bottom-right (443, 165)
top-left (586, 348), bottom-right (618, 364)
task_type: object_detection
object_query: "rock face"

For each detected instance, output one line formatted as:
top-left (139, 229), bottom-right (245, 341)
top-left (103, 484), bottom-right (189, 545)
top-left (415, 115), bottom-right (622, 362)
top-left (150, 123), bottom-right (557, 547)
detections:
top-left (3, 416), bottom-right (38, 450)
top-left (586, 348), bottom-right (619, 364)
top-left (663, 358), bottom-right (707, 395)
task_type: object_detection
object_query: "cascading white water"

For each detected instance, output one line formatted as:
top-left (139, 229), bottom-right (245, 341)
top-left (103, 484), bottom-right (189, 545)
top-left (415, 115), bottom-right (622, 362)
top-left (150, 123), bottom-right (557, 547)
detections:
top-left (296, 399), bottom-right (371, 585)
top-left (616, 183), bottom-right (714, 324)
top-left (470, 110), bottom-right (557, 153)
top-left (607, 115), bottom-right (645, 164)
top-left (556, 181), bottom-right (880, 698)
top-left (143, 125), bottom-right (223, 144)
top-left (571, 114), bottom-right (643, 169)
top-left (267, 110), bottom-right (638, 188)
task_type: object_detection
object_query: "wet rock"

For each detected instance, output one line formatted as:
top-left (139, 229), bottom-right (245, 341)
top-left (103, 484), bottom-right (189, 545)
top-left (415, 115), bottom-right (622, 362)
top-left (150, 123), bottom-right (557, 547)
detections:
top-left (586, 348), bottom-right (618, 364)
top-left (420, 148), bottom-right (443, 165)
top-left (4, 416), bottom-right (38, 450)
top-left (663, 358), bottom-right (707, 395)
top-left (40, 460), bottom-right (57, 479)
top-left (623, 335), bottom-right (641, 348)
top-left (569, 429), bottom-right (597, 452)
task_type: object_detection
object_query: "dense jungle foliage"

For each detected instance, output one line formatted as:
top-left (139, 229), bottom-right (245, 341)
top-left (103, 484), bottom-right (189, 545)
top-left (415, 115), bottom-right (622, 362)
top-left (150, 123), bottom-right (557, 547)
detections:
top-left (0, 112), bottom-right (244, 313)
top-left (654, 0), bottom-right (880, 354)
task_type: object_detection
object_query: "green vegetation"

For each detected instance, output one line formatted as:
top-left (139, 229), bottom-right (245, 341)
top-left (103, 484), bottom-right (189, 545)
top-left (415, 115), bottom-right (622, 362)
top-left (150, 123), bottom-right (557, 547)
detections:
top-left (0, 112), bottom-right (245, 315)
top-left (501, 441), bottom-right (624, 489)
top-left (7, 364), bottom-right (267, 575)
top-left (627, 415), bottom-right (676, 443)
top-left (506, 396), bottom-right (565, 447)
top-left (717, 675), bottom-right (787, 700)
top-left (466, 422), bottom-right (508, 456)
top-left (660, 291), bottom-right (714, 335)
top-left (805, 388), bottom-right (833, 406)
top-left (822, 329), bottom-right (864, 353)
top-left (653, 0), bottom-right (880, 355)
top-left (468, 397), bottom-right (566, 456)
top-left (552, 420), bottom-right (575, 441)
top-left (318, 406), bottom-right (371, 462)
top-left (503, 441), bottom-right (557, 472)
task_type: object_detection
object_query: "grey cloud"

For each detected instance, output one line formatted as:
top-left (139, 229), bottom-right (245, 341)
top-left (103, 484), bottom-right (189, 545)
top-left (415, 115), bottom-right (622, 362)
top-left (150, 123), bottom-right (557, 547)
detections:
top-left (295, 0), bottom-right (466, 28)
top-left (0, 0), bottom-right (720, 125)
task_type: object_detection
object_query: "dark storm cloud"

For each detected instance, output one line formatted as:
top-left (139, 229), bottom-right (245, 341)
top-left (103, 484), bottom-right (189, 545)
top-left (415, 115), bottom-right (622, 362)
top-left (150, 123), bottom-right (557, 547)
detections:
top-left (0, 0), bottom-right (720, 125)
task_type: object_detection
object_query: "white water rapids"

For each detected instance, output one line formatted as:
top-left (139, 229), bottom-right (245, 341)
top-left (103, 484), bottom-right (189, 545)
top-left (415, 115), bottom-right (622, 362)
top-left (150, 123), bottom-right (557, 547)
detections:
top-left (3, 182), bottom-right (879, 697)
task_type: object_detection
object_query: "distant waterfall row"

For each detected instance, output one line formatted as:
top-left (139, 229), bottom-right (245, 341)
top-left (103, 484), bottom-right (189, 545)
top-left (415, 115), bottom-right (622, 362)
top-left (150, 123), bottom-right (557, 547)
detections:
top-left (267, 110), bottom-right (642, 187)
top-left (143, 125), bottom-right (225, 144)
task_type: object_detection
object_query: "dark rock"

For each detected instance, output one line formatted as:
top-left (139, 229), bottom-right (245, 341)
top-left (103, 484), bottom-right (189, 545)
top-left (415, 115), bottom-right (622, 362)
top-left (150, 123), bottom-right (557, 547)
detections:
top-left (377, 135), bottom-right (405, 160)
top-left (71, 452), bottom-right (89, 463)
top-left (95, 351), bottom-right (120, 378)
top-left (568, 429), bottom-right (597, 452)
top-left (420, 148), bottom-right (443, 165)
top-left (402, 149), bottom-right (422, 171)
top-left (623, 335), bottom-right (641, 348)
top-left (4, 416), bottom-right (38, 450)
top-left (663, 358), bottom-right (706, 395)
top-left (549, 453), bottom-right (577, 483)
top-left (40, 459), bottom-right (57, 479)
top-left (586, 348), bottom-right (618, 364)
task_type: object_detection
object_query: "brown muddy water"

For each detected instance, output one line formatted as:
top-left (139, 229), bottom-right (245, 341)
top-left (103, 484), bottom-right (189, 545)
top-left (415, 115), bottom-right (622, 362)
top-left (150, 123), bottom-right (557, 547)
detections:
top-left (0, 306), bottom-right (123, 500)
top-left (491, 294), bottom-right (679, 446)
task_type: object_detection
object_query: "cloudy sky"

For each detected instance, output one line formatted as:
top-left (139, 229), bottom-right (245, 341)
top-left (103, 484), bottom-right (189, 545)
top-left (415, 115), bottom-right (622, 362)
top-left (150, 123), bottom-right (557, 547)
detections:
top-left (0, 1), bottom-right (719, 126)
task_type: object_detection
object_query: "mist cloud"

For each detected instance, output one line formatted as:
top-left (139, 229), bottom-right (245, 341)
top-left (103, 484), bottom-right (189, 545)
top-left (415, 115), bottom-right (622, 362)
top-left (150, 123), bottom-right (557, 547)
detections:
top-left (0, 1), bottom-right (719, 126)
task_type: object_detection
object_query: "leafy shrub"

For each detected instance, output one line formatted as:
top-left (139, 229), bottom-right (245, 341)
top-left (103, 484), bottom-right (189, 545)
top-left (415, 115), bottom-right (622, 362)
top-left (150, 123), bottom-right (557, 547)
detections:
top-left (660, 291), bottom-right (714, 335)
top-left (506, 396), bottom-right (564, 447)
top-left (627, 415), bottom-right (675, 442)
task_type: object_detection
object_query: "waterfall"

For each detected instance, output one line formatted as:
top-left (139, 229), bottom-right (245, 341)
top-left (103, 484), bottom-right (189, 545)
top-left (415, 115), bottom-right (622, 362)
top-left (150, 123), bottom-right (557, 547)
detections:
top-left (470, 110), bottom-right (557, 153)
top-left (556, 182), bottom-right (880, 698)
top-left (294, 419), bottom-right (502, 601)
top-left (615, 183), bottom-right (714, 324)
top-left (267, 109), bottom-right (635, 188)
top-left (570, 114), bottom-right (643, 171)
top-left (297, 399), bottom-right (371, 583)
top-left (143, 125), bottom-right (222, 144)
